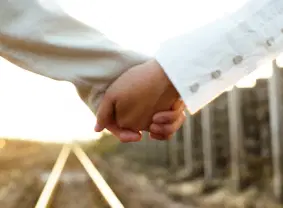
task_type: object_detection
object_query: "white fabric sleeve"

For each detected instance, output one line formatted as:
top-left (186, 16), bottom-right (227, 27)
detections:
top-left (155, 0), bottom-right (283, 114)
top-left (0, 0), bottom-right (149, 113)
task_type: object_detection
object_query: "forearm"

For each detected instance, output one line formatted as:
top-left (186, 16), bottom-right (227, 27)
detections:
top-left (155, 0), bottom-right (283, 114)
top-left (0, 0), bottom-right (149, 112)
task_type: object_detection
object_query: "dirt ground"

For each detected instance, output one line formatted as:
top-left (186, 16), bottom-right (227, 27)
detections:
top-left (1, 138), bottom-right (280, 208)
top-left (0, 139), bottom-right (191, 208)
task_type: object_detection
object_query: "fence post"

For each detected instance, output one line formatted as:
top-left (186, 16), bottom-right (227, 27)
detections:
top-left (228, 87), bottom-right (245, 192)
top-left (268, 60), bottom-right (283, 201)
top-left (183, 111), bottom-right (195, 176)
top-left (201, 104), bottom-right (216, 186)
top-left (168, 133), bottom-right (179, 170)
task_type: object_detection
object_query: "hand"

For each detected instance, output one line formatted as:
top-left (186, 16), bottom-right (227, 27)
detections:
top-left (95, 59), bottom-right (182, 140)
top-left (150, 99), bottom-right (186, 140)
top-left (108, 99), bottom-right (186, 142)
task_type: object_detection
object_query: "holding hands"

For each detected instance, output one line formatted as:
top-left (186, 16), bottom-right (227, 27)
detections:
top-left (95, 59), bottom-right (186, 142)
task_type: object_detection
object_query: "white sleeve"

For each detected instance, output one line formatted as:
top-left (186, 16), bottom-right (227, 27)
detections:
top-left (0, 0), bottom-right (149, 113)
top-left (155, 0), bottom-right (283, 114)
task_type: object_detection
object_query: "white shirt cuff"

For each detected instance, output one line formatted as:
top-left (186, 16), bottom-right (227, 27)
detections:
top-left (155, 0), bottom-right (283, 114)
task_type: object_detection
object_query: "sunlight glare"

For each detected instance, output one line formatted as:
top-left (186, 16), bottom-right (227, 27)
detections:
top-left (0, 58), bottom-right (101, 143)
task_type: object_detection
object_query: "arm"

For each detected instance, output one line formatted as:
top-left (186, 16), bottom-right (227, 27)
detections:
top-left (155, 0), bottom-right (283, 114)
top-left (0, 0), bottom-right (149, 113)
top-left (0, 0), bottom-right (186, 141)
top-left (95, 0), bottom-right (283, 138)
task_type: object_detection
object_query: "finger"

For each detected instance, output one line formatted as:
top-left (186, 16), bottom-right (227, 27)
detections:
top-left (153, 101), bottom-right (185, 124)
top-left (95, 95), bottom-right (115, 132)
top-left (172, 99), bottom-right (185, 110)
top-left (106, 124), bottom-right (142, 143)
top-left (150, 112), bottom-right (186, 135)
top-left (149, 132), bottom-right (172, 140)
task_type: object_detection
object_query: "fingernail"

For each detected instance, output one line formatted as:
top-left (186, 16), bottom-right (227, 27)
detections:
top-left (120, 132), bottom-right (140, 141)
top-left (94, 124), bottom-right (104, 132)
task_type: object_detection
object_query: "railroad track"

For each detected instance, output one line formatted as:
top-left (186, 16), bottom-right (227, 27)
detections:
top-left (34, 144), bottom-right (124, 208)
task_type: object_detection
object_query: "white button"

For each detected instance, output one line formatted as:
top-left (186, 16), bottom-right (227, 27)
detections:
top-left (211, 70), bottom-right (221, 79)
top-left (233, 55), bottom-right (243, 65)
top-left (190, 83), bottom-right (199, 93)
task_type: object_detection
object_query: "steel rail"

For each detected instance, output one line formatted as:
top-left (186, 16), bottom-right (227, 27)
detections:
top-left (34, 143), bottom-right (124, 208)
top-left (35, 144), bottom-right (71, 208)
top-left (72, 144), bottom-right (124, 208)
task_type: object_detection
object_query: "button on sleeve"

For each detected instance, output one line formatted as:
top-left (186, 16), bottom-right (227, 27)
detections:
top-left (156, 0), bottom-right (283, 114)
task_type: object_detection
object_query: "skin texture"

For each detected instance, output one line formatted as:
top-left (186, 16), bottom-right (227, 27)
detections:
top-left (95, 59), bottom-right (186, 142)
top-left (150, 99), bottom-right (186, 140)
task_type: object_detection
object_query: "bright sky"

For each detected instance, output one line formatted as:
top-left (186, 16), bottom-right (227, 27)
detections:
top-left (0, 59), bottom-right (100, 142)
top-left (0, 0), bottom-right (279, 142)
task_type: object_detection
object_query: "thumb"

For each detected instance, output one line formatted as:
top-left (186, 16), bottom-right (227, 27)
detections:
top-left (95, 95), bottom-right (115, 132)
top-left (106, 124), bottom-right (142, 142)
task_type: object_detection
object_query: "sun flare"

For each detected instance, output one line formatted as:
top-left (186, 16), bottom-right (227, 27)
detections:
top-left (0, 58), bottom-right (101, 143)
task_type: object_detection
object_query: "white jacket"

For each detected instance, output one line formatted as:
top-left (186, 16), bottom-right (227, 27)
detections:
top-left (0, 0), bottom-right (282, 114)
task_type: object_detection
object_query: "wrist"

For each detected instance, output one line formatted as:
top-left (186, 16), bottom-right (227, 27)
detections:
top-left (148, 59), bottom-right (179, 97)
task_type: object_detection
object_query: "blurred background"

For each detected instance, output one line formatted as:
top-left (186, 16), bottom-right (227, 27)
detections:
top-left (1, 1), bottom-right (283, 206)
top-left (1, 53), bottom-right (283, 208)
